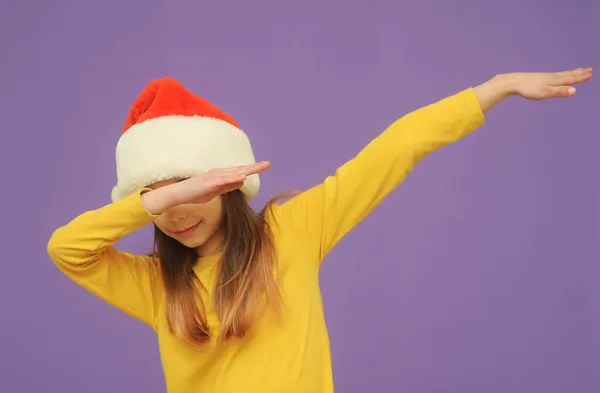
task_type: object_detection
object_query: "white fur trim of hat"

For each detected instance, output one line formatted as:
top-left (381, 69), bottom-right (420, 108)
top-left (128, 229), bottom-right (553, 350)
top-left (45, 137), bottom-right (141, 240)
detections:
top-left (111, 77), bottom-right (259, 202)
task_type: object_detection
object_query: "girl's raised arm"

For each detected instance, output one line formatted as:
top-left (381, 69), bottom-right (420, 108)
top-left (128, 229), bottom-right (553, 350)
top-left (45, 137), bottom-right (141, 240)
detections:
top-left (273, 68), bottom-right (593, 264)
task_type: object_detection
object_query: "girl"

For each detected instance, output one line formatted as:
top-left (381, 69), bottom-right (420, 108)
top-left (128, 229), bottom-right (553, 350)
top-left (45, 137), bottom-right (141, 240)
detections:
top-left (48, 67), bottom-right (592, 393)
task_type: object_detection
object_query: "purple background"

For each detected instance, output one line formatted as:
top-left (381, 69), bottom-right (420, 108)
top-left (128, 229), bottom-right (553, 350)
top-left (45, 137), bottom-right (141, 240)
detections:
top-left (1, 0), bottom-right (598, 392)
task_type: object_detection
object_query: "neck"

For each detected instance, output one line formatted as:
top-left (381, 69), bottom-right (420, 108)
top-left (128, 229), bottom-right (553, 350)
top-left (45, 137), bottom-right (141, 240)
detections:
top-left (195, 229), bottom-right (225, 258)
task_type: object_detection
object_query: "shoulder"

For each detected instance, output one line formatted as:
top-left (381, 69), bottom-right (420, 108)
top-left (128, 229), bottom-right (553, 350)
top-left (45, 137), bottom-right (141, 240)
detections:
top-left (262, 193), bottom-right (323, 262)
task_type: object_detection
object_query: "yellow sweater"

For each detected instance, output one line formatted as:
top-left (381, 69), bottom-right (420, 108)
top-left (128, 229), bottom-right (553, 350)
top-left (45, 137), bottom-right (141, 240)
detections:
top-left (47, 88), bottom-right (484, 393)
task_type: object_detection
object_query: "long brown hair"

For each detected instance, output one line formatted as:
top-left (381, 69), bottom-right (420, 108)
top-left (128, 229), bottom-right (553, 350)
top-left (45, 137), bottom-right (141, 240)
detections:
top-left (152, 190), bottom-right (293, 346)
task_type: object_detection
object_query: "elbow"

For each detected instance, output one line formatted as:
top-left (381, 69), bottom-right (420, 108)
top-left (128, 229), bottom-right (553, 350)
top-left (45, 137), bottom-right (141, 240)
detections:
top-left (47, 228), bottom-right (82, 277)
top-left (47, 228), bottom-right (69, 267)
top-left (47, 227), bottom-right (101, 274)
top-left (47, 229), bottom-right (61, 260)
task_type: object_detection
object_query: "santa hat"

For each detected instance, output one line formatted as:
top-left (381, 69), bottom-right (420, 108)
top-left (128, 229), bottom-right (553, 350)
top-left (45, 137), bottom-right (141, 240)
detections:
top-left (111, 77), bottom-right (259, 202)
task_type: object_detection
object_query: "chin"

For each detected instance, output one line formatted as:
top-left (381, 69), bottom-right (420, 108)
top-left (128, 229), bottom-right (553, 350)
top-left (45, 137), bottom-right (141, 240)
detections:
top-left (177, 237), bottom-right (205, 249)
top-left (176, 231), bottom-right (212, 249)
top-left (172, 226), bottom-right (221, 252)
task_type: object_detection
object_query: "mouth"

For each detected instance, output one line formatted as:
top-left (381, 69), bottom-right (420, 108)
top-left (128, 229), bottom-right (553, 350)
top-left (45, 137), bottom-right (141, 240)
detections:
top-left (173, 221), bottom-right (202, 237)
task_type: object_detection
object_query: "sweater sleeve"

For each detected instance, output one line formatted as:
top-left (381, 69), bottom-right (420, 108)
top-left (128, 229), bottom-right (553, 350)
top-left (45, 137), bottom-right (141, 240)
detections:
top-left (273, 88), bottom-right (485, 263)
top-left (47, 189), bottom-right (162, 328)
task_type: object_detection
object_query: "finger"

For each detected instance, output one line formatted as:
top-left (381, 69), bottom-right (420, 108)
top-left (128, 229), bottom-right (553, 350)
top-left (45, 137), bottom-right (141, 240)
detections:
top-left (232, 161), bottom-right (271, 176)
top-left (244, 161), bottom-right (271, 172)
top-left (554, 67), bottom-right (593, 86)
top-left (218, 161), bottom-right (271, 175)
top-left (204, 162), bottom-right (269, 188)
top-left (546, 85), bottom-right (577, 98)
top-left (218, 181), bottom-right (245, 194)
top-left (207, 164), bottom-right (257, 179)
top-left (215, 162), bottom-right (268, 189)
top-left (217, 173), bottom-right (247, 187)
top-left (202, 172), bottom-right (245, 190)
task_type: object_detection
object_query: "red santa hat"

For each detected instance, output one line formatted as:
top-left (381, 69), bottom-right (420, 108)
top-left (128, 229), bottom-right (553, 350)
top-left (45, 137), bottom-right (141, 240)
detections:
top-left (111, 77), bottom-right (259, 202)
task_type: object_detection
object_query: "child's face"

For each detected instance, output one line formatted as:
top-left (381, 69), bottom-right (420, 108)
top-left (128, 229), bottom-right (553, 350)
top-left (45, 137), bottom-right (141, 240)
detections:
top-left (150, 179), bottom-right (225, 256)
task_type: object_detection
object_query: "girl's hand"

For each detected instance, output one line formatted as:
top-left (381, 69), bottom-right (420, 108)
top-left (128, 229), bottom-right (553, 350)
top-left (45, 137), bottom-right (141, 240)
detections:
top-left (474, 67), bottom-right (593, 113)
top-left (509, 67), bottom-right (593, 100)
top-left (141, 161), bottom-right (271, 215)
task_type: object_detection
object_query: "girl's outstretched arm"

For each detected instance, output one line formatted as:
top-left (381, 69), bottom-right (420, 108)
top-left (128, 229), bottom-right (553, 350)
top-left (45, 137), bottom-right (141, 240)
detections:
top-left (273, 68), bottom-right (592, 264)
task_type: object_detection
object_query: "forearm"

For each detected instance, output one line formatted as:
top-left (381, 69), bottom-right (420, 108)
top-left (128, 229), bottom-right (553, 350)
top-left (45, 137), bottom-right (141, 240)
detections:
top-left (141, 186), bottom-right (178, 215)
top-left (48, 190), bottom-right (156, 265)
top-left (141, 181), bottom-right (196, 215)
